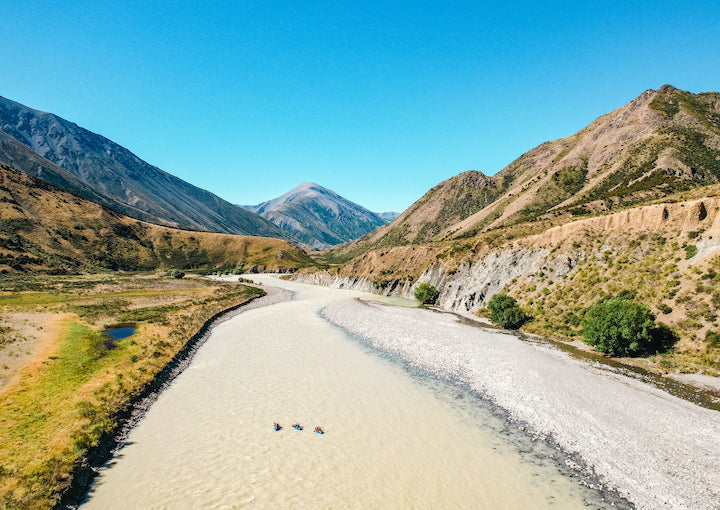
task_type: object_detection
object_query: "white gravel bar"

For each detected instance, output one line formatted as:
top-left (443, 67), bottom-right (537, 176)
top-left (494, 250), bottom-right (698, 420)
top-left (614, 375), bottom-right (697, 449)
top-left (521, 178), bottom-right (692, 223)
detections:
top-left (322, 298), bottom-right (720, 510)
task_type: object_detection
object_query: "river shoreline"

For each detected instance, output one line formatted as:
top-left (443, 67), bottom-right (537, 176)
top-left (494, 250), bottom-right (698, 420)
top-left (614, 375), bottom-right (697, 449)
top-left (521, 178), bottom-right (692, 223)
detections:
top-left (58, 285), bottom-right (292, 509)
top-left (59, 275), bottom-right (719, 509)
top-left (332, 313), bottom-right (634, 508)
top-left (322, 297), bottom-right (720, 510)
top-left (75, 275), bottom-right (625, 509)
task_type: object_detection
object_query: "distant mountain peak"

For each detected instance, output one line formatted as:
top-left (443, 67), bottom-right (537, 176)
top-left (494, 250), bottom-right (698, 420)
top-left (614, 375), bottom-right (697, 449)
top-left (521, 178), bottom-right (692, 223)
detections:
top-left (246, 183), bottom-right (387, 250)
top-left (295, 181), bottom-right (324, 190)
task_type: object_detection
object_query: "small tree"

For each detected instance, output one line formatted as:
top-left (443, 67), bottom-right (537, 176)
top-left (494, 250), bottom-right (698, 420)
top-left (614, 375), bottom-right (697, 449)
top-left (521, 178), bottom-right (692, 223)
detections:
top-left (414, 283), bottom-right (439, 305)
top-left (582, 299), bottom-right (657, 356)
top-left (488, 293), bottom-right (528, 329)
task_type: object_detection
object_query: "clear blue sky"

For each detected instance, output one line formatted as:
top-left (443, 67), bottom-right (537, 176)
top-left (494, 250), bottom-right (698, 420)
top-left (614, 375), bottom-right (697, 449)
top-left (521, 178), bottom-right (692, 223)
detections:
top-left (1, 1), bottom-right (718, 212)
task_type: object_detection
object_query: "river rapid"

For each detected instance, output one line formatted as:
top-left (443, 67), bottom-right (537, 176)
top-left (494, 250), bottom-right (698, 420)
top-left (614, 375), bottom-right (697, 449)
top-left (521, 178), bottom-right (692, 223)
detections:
top-left (80, 276), bottom-right (624, 509)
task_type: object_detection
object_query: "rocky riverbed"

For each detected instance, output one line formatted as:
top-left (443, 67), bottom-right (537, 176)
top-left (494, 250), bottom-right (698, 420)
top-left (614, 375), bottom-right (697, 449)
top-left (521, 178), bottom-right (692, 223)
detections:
top-left (322, 298), bottom-right (720, 510)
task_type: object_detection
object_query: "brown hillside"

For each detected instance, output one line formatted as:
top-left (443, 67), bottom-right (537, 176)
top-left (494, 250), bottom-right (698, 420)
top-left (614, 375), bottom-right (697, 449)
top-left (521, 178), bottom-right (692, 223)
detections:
top-left (299, 189), bottom-right (720, 374)
top-left (450, 85), bottom-right (720, 238)
top-left (302, 85), bottom-right (720, 374)
top-left (0, 163), bottom-right (313, 274)
top-left (366, 171), bottom-right (497, 245)
top-left (324, 85), bottom-right (720, 267)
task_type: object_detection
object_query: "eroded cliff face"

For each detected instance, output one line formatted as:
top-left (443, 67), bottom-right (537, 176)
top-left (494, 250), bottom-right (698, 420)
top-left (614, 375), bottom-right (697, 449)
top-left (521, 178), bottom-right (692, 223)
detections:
top-left (427, 249), bottom-right (552, 312)
top-left (295, 195), bottom-right (720, 329)
top-left (296, 247), bottom-right (567, 313)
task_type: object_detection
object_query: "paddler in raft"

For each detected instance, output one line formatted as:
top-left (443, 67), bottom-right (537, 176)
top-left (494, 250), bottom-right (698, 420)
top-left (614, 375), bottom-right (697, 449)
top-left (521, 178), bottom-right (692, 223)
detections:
top-left (273, 422), bottom-right (281, 431)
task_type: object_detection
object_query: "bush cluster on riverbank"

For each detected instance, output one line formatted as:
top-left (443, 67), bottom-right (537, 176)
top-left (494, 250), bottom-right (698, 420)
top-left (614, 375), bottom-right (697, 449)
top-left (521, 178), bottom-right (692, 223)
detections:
top-left (488, 293), bottom-right (529, 330)
top-left (414, 283), bottom-right (439, 304)
top-left (582, 298), bottom-right (677, 356)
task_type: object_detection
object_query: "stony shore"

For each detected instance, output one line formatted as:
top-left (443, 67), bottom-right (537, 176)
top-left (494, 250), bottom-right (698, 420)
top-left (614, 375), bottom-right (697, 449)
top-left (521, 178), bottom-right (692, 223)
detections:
top-left (322, 298), bottom-right (720, 510)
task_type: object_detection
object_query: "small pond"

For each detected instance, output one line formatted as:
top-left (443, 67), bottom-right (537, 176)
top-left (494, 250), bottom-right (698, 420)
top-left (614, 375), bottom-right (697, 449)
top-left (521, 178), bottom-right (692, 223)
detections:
top-left (103, 325), bottom-right (136, 346)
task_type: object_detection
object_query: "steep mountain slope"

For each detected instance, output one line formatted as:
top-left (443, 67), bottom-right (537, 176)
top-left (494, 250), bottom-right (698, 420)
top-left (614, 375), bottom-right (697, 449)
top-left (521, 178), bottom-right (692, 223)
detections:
top-left (0, 129), bottom-right (166, 224)
top-left (449, 84), bottom-right (720, 239)
top-left (0, 163), bottom-right (313, 274)
top-left (299, 85), bottom-right (720, 374)
top-left (0, 96), bottom-right (289, 239)
top-left (325, 85), bottom-right (720, 263)
top-left (362, 170), bottom-right (498, 247)
top-left (246, 182), bottom-right (388, 249)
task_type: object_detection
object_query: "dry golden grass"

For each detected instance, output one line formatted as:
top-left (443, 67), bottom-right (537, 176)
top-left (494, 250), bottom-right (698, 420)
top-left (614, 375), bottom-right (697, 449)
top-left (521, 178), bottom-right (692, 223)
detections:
top-left (0, 164), bottom-right (315, 274)
top-left (0, 273), bottom-right (263, 509)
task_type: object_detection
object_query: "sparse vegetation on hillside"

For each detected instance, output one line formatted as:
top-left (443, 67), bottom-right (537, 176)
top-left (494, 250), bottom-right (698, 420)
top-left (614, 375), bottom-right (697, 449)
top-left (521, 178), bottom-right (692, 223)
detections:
top-left (649, 88), bottom-right (720, 134)
top-left (501, 222), bottom-right (720, 373)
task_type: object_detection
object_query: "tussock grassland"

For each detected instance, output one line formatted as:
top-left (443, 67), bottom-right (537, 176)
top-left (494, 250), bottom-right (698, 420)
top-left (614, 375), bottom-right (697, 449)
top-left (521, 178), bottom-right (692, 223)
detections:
top-left (0, 273), bottom-right (262, 509)
top-left (0, 164), bottom-right (315, 275)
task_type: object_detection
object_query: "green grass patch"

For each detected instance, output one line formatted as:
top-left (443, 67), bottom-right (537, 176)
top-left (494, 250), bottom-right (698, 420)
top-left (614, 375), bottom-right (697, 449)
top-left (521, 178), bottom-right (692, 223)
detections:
top-left (0, 322), bottom-right (131, 506)
top-left (0, 292), bottom-right (70, 307)
top-left (118, 304), bottom-right (181, 323)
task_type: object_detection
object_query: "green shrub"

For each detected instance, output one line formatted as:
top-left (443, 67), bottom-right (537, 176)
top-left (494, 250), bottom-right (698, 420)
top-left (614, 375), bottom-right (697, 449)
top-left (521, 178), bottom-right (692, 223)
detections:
top-left (702, 268), bottom-right (717, 280)
top-left (685, 245), bottom-right (697, 259)
top-left (616, 289), bottom-right (637, 301)
top-left (488, 293), bottom-right (528, 330)
top-left (414, 283), bottom-right (439, 305)
top-left (552, 165), bottom-right (587, 195)
top-left (169, 269), bottom-right (185, 279)
top-left (706, 330), bottom-right (720, 348)
top-left (582, 299), bottom-right (676, 356)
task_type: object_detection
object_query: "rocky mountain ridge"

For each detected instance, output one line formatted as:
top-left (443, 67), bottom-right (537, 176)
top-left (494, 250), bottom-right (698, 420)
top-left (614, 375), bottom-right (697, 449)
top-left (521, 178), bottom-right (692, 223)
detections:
top-left (0, 95), bottom-right (289, 239)
top-left (0, 163), bottom-right (312, 274)
top-left (245, 182), bottom-right (389, 250)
